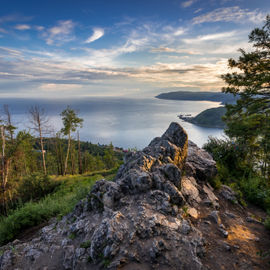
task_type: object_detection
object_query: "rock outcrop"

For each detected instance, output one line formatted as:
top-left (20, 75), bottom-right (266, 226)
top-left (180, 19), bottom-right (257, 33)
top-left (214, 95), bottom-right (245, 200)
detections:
top-left (1, 122), bottom-right (269, 270)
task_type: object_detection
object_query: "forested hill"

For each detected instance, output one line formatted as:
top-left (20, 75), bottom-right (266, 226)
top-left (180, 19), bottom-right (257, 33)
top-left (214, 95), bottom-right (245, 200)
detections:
top-left (156, 91), bottom-right (237, 104)
top-left (179, 106), bottom-right (226, 128)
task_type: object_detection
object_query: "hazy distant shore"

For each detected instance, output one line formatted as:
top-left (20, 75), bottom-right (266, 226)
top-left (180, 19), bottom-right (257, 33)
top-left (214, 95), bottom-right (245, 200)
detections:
top-left (156, 91), bottom-right (237, 105)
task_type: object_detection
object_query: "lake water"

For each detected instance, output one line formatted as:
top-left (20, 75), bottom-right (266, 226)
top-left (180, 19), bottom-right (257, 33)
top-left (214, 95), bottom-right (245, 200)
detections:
top-left (1, 97), bottom-right (224, 149)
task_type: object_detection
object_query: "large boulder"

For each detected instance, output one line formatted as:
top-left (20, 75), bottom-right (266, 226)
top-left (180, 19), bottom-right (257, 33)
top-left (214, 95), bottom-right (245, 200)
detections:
top-left (0, 122), bottom-right (218, 270)
top-left (185, 141), bottom-right (217, 181)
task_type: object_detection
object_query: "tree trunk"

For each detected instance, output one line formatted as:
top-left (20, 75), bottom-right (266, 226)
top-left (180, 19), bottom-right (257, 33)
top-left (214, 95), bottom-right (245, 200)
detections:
top-left (77, 131), bottom-right (83, 174)
top-left (64, 131), bottom-right (71, 175)
top-left (39, 129), bottom-right (47, 175)
top-left (71, 143), bottom-right (75, 175)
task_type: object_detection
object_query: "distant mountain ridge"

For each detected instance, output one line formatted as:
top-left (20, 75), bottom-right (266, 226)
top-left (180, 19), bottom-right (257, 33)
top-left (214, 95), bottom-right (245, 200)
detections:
top-left (156, 91), bottom-right (237, 104)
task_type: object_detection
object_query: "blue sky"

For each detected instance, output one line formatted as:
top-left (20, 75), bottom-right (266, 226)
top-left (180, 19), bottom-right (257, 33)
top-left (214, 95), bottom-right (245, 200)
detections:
top-left (0, 0), bottom-right (269, 98)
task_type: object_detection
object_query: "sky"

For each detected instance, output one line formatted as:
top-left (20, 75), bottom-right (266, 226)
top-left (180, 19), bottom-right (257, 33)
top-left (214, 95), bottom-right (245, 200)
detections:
top-left (0, 0), bottom-right (269, 98)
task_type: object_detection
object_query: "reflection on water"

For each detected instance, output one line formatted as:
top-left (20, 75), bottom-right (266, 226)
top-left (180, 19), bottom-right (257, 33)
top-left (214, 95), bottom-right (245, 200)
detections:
top-left (2, 97), bottom-right (225, 149)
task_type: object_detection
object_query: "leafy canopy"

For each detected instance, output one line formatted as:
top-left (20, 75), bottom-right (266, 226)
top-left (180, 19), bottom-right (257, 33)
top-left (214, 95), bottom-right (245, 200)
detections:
top-left (60, 106), bottom-right (83, 135)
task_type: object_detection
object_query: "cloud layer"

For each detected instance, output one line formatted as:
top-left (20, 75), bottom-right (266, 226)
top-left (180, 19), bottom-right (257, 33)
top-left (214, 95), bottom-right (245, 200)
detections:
top-left (0, 2), bottom-right (269, 98)
top-left (192, 6), bottom-right (266, 24)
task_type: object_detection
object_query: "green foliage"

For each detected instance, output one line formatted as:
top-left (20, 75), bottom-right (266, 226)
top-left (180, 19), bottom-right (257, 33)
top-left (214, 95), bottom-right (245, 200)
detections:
top-left (221, 15), bottom-right (270, 178)
top-left (0, 173), bottom-right (105, 245)
top-left (103, 143), bottom-right (117, 169)
top-left (17, 173), bottom-right (59, 203)
top-left (80, 240), bottom-right (91, 248)
top-left (203, 137), bottom-right (251, 178)
top-left (68, 232), bottom-right (77, 240)
top-left (188, 107), bottom-right (226, 128)
top-left (204, 137), bottom-right (270, 210)
top-left (264, 216), bottom-right (270, 230)
top-left (60, 106), bottom-right (83, 136)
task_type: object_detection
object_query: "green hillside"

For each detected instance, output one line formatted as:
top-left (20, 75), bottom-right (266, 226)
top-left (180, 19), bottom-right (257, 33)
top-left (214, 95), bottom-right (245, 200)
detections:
top-left (179, 106), bottom-right (226, 128)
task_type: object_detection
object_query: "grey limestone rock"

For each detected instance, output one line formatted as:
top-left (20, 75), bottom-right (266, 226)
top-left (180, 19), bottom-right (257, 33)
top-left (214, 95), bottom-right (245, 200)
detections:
top-left (0, 122), bottom-right (220, 270)
top-left (185, 141), bottom-right (217, 181)
top-left (219, 185), bottom-right (238, 203)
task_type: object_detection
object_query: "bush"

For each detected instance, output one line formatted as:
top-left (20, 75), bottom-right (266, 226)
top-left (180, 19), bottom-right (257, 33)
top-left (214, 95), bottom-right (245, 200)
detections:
top-left (17, 173), bottom-right (59, 202)
top-left (0, 173), bottom-right (104, 245)
top-left (239, 175), bottom-right (270, 210)
top-left (204, 137), bottom-right (270, 211)
top-left (203, 137), bottom-right (252, 178)
top-left (264, 216), bottom-right (270, 230)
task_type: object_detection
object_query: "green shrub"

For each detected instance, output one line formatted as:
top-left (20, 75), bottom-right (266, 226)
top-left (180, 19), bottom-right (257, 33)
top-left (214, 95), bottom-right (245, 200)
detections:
top-left (0, 173), bottom-right (106, 245)
top-left (239, 175), bottom-right (270, 210)
top-left (264, 216), bottom-right (270, 230)
top-left (80, 240), bottom-right (91, 248)
top-left (204, 137), bottom-right (270, 211)
top-left (203, 137), bottom-right (252, 178)
top-left (17, 173), bottom-right (59, 202)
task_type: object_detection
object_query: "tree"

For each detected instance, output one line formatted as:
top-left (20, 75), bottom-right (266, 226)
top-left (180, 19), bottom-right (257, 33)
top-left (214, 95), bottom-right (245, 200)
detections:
top-left (221, 15), bottom-right (270, 177)
top-left (103, 143), bottom-right (117, 169)
top-left (3, 105), bottom-right (16, 142)
top-left (60, 106), bottom-right (83, 175)
top-left (29, 106), bottom-right (50, 175)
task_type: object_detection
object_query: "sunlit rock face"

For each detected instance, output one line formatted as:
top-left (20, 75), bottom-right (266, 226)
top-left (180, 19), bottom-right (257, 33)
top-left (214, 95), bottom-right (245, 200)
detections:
top-left (1, 122), bottom-right (221, 270)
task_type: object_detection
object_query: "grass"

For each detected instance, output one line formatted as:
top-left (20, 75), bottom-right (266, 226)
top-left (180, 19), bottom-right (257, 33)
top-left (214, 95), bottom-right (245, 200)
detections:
top-left (0, 171), bottom-right (115, 246)
top-left (80, 240), bottom-right (91, 249)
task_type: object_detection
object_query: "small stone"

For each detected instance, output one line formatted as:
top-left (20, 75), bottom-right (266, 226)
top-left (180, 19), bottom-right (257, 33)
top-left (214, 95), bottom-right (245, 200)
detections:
top-left (219, 185), bottom-right (238, 203)
top-left (219, 228), bottom-right (228, 238)
top-left (12, 239), bottom-right (21, 245)
top-left (219, 224), bottom-right (225, 229)
top-left (202, 199), bottom-right (213, 207)
top-left (246, 217), bottom-right (262, 225)
top-left (25, 248), bottom-right (42, 261)
top-left (180, 220), bottom-right (191, 235)
top-left (188, 207), bottom-right (199, 219)
top-left (75, 247), bottom-right (86, 258)
top-left (172, 205), bottom-right (179, 215)
top-left (222, 242), bottom-right (231, 251)
top-left (203, 220), bottom-right (211, 225)
top-left (225, 212), bottom-right (236, 219)
top-left (208, 211), bottom-right (221, 224)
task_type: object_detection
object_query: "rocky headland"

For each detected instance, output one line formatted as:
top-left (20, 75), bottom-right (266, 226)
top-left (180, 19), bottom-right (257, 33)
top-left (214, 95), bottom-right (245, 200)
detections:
top-left (0, 122), bottom-right (269, 270)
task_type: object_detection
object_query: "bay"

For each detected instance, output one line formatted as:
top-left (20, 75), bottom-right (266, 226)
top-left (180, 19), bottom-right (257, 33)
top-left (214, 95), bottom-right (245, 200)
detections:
top-left (1, 97), bottom-right (224, 149)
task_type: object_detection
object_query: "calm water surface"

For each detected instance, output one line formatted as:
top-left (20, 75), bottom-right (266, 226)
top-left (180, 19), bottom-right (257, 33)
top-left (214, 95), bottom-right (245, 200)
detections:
top-left (3, 97), bottom-right (224, 149)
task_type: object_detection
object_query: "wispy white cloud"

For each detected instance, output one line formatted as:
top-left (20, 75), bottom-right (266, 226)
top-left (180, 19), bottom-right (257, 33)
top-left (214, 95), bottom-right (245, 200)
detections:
top-left (0, 14), bottom-right (33, 23)
top-left (192, 6), bottom-right (266, 24)
top-left (150, 47), bottom-right (201, 55)
top-left (0, 46), bottom-right (22, 57)
top-left (40, 83), bottom-right (83, 91)
top-left (194, 8), bottom-right (203, 14)
top-left (183, 31), bottom-right (237, 43)
top-left (35, 25), bottom-right (45, 31)
top-left (181, 0), bottom-right (197, 8)
top-left (44, 20), bottom-right (75, 45)
top-left (85, 28), bottom-right (104, 43)
top-left (14, 24), bottom-right (31, 30)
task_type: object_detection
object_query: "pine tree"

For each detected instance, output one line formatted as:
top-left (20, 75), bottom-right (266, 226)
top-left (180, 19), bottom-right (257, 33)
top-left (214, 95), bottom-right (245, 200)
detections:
top-left (221, 15), bottom-right (270, 177)
top-left (60, 106), bottom-right (83, 175)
